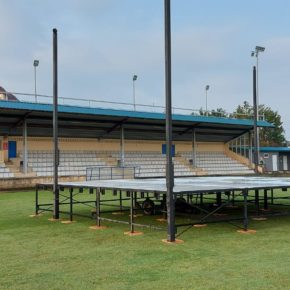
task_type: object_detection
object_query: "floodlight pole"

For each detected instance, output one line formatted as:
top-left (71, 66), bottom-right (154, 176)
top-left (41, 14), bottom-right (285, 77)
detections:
top-left (251, 46), bottom-right (265, 164)
top-left (33, 60), bottom-right (39, 103)
top-left (164, 0), bottom-right (175, 242)
top-left (53, 28), bottom-right (60, 219)
top-left (205, 85), bottom-right (210, 116)
top-left (132, 75), bottom-right (137, 111)
top-left (253, 66), bottom-right (259, 173)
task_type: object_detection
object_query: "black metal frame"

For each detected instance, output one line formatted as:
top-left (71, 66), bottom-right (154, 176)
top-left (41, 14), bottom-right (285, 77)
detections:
top-left (34, 182), bottom-right (290, 239)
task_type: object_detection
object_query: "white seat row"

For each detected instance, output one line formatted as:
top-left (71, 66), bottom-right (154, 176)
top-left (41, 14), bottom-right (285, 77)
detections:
top-left (180, 151), bottom-right (254, 175)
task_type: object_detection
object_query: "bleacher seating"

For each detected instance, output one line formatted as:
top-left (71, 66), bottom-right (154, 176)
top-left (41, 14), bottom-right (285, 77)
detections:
top-left (0, 163), bottom-right (14, 178)
top-left (27, 151), bottom-right (107, 177)
top-left (180, 151), bottom-right (254, 175)
top-left (110, 151), bottom-right (196, 177)
top-left (24, 150), bottom-right (254, 178)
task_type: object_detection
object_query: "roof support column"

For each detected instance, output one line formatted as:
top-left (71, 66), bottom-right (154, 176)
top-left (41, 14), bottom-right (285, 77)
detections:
top-left (120, 125), bottom-right (125, 167)
top-left (248, 131), bottom-right (253, 167)
top-left (22, 119), bottom-right (28, 174)
top-left (191, 129), bottom-right (196, 168)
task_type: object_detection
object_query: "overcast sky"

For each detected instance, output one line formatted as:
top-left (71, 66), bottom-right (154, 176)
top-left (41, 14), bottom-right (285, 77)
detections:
top-left (1, 0), bottom-right (290, 139)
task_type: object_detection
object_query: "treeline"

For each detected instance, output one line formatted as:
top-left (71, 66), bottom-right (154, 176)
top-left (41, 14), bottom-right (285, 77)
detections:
top-left (197, 101), bottom-right (286, 147)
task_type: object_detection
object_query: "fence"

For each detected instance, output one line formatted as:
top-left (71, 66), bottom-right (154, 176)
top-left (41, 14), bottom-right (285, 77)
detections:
top-left (86, 166), bottom-right (139, 181)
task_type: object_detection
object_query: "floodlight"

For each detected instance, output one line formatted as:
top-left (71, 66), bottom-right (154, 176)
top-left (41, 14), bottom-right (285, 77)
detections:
top-left (255, 46), bottom-right (265, 52)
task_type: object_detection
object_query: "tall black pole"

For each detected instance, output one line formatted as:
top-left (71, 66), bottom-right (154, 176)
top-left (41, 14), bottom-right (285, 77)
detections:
top-left (53, 28), bottom-right (59, 219)
top-left (164, 0), bottom-right (175, 242)
top-left (253, 66), bottom-right (259, 173)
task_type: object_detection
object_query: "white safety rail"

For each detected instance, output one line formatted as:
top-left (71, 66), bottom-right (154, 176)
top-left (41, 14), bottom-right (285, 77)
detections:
top-left (180, 151), bottom-right (254, 175)
top-left (0, 163), bottom-right (14, 178)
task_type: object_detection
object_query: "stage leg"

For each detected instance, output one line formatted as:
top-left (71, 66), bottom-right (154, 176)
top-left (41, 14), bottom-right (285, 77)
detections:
top-left (271, 189), bottom-right (274, 205)
top-left (119, 190), bottom-right (123, 211)
top-left (243, 191), bottom-right (248, 231)
top-left (264, 189), bottom-right (268, 210)
top-left (69, 188), bottom-right (73, 222)
top-left (232, 191), bottom-right (235, 206)
top-left (35, 186), bottom-right (39, 215)
top-left (130, 192), bottom-right (134, 233)
top-left (216, 192), bottom-right (222, 206)
top-left (255, 189), bottom-right (260, 214)
top-left (96, 188), bottom-right (101, 227)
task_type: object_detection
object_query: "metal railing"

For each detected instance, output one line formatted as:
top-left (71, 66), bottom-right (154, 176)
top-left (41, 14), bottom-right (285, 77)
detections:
top-left (86, 166), bottom-right (139, 181)
top-left (0, 91), bottom-right (265, 120)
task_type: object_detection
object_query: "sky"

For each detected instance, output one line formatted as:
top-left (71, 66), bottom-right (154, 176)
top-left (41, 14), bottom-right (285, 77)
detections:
top-left (1, 0), bottom-right (290, 138)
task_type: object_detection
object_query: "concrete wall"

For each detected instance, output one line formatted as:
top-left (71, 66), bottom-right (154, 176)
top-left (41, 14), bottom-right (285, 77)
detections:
top-left (8, 136), bottom-right (226, 155)
top-left (0, 175), bottom-right (86, 190)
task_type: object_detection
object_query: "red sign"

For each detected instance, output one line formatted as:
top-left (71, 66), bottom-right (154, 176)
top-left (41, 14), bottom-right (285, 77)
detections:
top-left (3, 142), bottom-right (8, 150)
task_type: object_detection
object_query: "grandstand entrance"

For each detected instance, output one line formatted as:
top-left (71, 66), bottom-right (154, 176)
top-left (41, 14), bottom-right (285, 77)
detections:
top-left (8, 141), bottom-right (16, 158)
top-left (162, 144), bottom-right (175, 156)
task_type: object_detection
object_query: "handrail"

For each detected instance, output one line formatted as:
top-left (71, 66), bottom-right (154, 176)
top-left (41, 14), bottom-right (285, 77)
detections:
top-left (86, 165), bottom-right (139, 181)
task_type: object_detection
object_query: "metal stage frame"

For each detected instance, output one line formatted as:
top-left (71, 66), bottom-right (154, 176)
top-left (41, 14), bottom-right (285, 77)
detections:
top-left (35, 176), bottom-right (290, 238)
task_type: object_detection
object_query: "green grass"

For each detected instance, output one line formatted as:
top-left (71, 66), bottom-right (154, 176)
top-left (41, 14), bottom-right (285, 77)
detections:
top-left (1, 190), bottom-right (290, 290)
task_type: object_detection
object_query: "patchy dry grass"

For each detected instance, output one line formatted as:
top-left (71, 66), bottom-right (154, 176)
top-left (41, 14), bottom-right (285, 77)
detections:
top-left (1, 190), bottom-right (290, 290)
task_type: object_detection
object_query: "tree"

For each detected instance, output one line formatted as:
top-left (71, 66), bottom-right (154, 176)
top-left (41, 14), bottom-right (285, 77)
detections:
top-left (198, 107), bottom-right (228, 117)
top-left (233, 101), bottom-right (286, 146)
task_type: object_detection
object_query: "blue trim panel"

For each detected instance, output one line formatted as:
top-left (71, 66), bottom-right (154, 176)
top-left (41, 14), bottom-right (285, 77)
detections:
top-left (260, 147), bottom-right (290, 152)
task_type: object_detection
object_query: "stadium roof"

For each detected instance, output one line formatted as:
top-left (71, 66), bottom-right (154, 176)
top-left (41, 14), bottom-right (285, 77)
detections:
top-left (0, 100), bottom-right (274, 142)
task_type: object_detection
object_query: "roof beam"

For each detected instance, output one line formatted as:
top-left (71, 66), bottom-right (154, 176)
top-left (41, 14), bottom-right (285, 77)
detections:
top-left (10, 112), bottom-right (32, 129)
top-left (178, 123), bottom-right (201, 136)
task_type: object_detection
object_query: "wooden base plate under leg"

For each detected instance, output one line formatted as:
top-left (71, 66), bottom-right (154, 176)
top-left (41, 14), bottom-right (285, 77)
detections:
top-left (124, 231), bottom-right (143, 236)
top-left (29, 214), bottom-right (42, 218)
top-left (89, 225), bottom-right (108, 230)
top-left (252, 216), bottom-right (267, 221)
top-left (162, 239), bottom-right (184, 244)
top-left (61, 220), bottom-right (76, 224)
top-left (48, 218), bottom-right (62, 222)
top-left (237, 229), bottom-right (257, 234)
top-left (193, 224), bottom-right (207, 228)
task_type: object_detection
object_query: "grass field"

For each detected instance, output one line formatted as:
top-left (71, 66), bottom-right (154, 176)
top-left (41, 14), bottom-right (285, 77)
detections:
top-left (1, 189), bottom-right (290, 290)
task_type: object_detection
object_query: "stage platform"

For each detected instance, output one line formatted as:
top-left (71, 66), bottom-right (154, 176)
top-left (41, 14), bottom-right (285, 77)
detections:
top-left (35, 176), bottom-right (290, 238)
top-left (43, 176), bottom-right (290, 194)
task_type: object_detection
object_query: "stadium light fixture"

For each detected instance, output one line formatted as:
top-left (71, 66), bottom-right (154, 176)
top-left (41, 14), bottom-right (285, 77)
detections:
top-left (132, 74), bottom-right (138, 111)
top-left (256, 46), bottom-right (265, 52)
top-left (33, 60), bottom-right (39, 103)
top-left (205, 85), bottom-right (210, 116)
top-left (251, 45), bottom-right (265, 162)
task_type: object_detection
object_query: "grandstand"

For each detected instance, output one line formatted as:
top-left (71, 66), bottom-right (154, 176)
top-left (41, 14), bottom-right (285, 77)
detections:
top-left (0, 99), bottom-right (273, 188)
